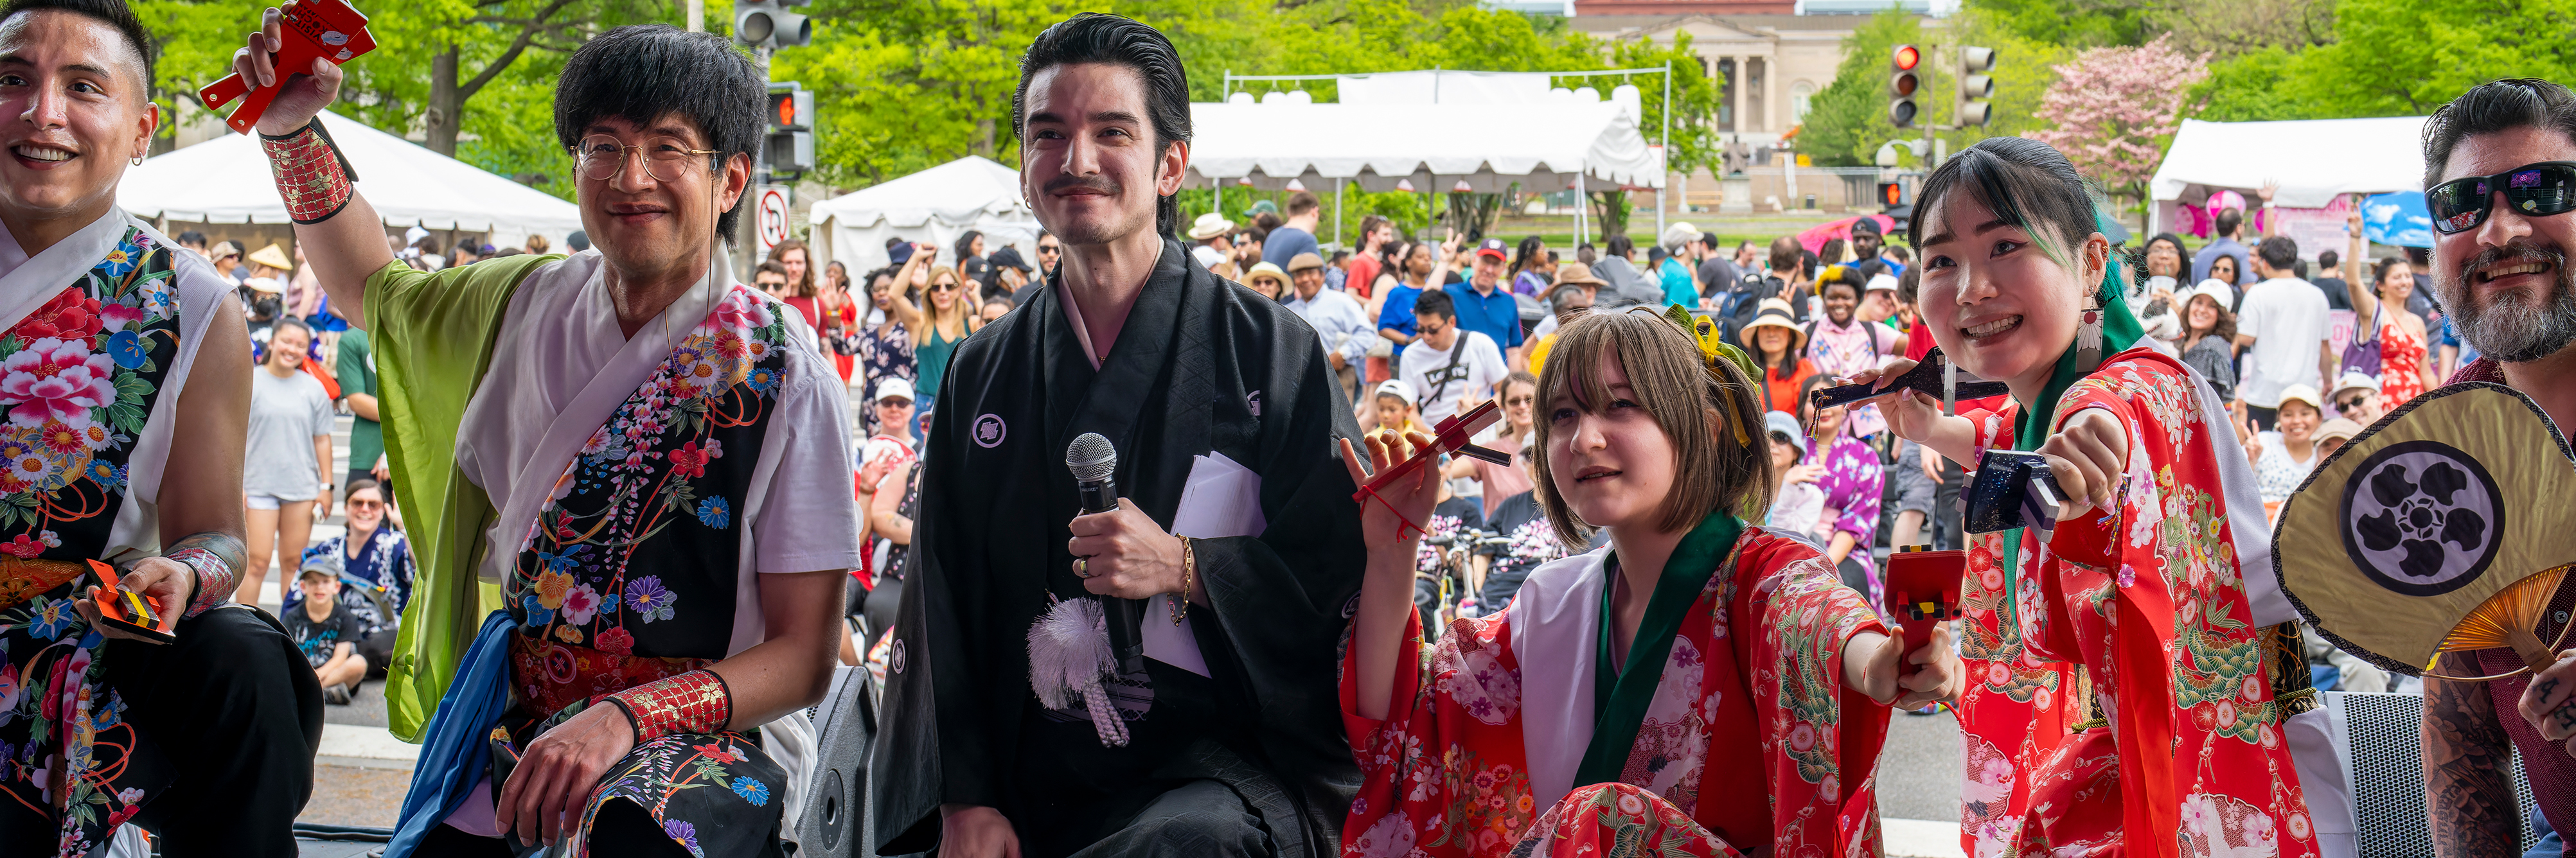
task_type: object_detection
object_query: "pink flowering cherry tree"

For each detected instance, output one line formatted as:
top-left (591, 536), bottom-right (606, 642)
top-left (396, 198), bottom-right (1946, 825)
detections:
top-left (2023, 35), bottom-right (2211, 214)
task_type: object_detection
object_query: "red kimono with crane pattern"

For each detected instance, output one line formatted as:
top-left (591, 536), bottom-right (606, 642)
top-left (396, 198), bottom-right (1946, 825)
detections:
top-left (1340, 527), bottom-right (1892, 857)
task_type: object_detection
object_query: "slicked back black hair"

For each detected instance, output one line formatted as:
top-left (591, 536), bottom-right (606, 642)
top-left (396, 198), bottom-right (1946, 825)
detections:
top-left (554, 25), bottom-right (763, 241)
top-left (2424, 78), bottom-right (2576, 191)
top-left (1, 0), bottom-right (154, 91)
top-left (1013, 13), bottom-right (1192, 237)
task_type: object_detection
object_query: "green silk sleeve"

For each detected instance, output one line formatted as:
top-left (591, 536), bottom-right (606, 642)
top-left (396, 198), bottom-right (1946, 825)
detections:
top-left (367, 252), bottom-right (558, 741)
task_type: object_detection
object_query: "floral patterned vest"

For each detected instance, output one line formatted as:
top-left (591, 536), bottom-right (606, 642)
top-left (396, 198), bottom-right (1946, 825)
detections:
top-left (504, 286), bottom-right (792, 715)
top-left (0, 227), bottom-right (186, 857)
top-left (0, 228), bottom-right (182, 581)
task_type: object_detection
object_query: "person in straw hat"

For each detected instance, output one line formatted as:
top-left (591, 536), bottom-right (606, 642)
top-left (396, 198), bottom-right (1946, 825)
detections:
top-left (1186, 210), bottom-right (1236, 276)
top-left (1239, 259), bottom-right (1290, 301)
top-left (1739, 297), bottom-right (1816, 414)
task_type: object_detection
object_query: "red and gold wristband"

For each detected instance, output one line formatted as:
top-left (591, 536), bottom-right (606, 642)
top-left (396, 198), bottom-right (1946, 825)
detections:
top-left (607, 669), bottom-right (732, 743)
top-left (166, 546), bottom-right (235, 618)
top-left (260, 118), bottom-right (360, 225)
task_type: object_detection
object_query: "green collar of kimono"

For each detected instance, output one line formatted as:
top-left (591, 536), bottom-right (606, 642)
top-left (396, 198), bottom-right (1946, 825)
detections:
top-left (1999, 254), bottom-right (2146, 613)
top-left (1577, 510), bottom-right (1743, 787)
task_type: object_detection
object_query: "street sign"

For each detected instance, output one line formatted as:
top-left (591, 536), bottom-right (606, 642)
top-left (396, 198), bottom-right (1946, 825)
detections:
top-left (755, 185), bottom-right (793, 257)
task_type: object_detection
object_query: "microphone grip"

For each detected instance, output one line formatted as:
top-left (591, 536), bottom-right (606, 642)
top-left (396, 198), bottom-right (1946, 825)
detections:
top-left (1076, 478), bottom-right (1148, 674)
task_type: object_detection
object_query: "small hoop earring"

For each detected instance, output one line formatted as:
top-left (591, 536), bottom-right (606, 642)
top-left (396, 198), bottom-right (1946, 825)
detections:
top-left (130, 155), bottom-right (144, 166)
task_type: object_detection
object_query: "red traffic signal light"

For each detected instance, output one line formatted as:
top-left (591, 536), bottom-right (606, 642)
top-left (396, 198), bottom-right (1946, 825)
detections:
top-left (1892, 44), bottom-right (1920, 71)
top-left (1879, 182), bottom-right (1905, 207)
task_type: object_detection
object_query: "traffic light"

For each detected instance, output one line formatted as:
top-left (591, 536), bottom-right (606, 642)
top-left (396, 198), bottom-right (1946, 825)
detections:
top-left (1958, 46), bottom-right (1997, 127)
top-left (732, 0), bottom-right (810, 49)
top-left (1888, 44), bottom-right (1921, 128)
top-left (1877, 182), bottom-right (1906, 208)
top-left (768, 89), bottom-right (812, 132)
top-left (765, 88), bottom-right (815, 179)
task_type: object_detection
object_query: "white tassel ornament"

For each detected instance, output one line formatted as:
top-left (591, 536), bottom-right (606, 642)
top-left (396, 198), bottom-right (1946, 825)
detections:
top-left (1026, 597), bottom-right (1132, 748)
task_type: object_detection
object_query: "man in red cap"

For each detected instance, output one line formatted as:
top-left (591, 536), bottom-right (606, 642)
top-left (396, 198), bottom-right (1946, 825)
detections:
top-left (1443, 236), bottom-right (1526, 367)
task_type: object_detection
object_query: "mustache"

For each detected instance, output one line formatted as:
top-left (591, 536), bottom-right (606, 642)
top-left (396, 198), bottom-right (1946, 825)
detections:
top-left (2457, 238), bottom-right (2566, 281)
top-left (1042, 174), bottom-right (1122, 196)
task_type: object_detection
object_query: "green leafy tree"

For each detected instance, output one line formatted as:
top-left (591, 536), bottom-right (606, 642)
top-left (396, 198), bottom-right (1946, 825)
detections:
top-left (1964, 0), bottom-right (2161, 48)
top-left (1797, 7), bottom-right (2063, 168)
top-left (2187, 46), bottom-right (2321, 121)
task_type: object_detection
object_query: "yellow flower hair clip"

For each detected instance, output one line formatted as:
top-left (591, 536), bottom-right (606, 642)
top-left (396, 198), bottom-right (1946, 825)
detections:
top-left (1658, 304), bottom-right (1757, 446)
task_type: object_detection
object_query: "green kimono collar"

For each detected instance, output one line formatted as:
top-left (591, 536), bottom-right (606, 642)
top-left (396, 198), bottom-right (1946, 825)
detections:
top-left (1576, 510), bottom-right (1744, 787)
top-left (2000, 220), bottom-right (2147, 611)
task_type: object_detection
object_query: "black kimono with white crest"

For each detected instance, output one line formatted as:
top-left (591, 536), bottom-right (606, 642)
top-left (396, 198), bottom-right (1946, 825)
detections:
top-left (871, 239), bottom-right (1366, 857)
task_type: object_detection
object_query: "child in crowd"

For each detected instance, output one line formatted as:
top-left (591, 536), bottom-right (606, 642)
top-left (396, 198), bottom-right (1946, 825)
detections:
top-left (287, 558), bottom-right (369, 705)
top-left (1369, 379), bottom-right (1430, 441)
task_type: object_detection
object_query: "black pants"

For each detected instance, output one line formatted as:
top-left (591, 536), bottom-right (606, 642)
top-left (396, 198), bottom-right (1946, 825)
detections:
top-left (2247, 403), bottom-right (2278, 431)
top-left (1060, 779), bottom-right (1275, 858)
top-left (105, 604), bottom-right (324, 857)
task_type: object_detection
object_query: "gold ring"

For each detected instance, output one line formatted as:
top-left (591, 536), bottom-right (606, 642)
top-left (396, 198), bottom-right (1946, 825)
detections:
top-left (1075, 557), bottom-right (1090, 578)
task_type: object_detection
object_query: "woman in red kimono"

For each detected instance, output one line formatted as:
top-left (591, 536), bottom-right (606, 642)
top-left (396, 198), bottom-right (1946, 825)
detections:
top-left (1337, 309), bottom-right (1962, 858)
top-left (1853, 137), bottom-right (2333, 856)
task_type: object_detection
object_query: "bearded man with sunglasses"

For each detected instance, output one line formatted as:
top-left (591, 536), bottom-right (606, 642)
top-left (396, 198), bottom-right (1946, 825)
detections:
top-left (240, 18), bottom-right (858, 857)
top-left (2401, 78), bottom-right (2576, 858)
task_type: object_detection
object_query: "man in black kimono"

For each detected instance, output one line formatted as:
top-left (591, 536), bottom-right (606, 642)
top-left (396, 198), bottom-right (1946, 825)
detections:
top-left (871, 13), bottom-right (1365, 858)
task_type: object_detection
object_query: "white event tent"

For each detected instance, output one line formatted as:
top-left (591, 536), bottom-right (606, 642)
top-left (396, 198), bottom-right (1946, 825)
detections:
top-left (120, 110), bottom-right (583, 250)
top-left (1187, 73), bottom-right (1664, 194)
top-left (808, 155), bottom-right (1040, 276)
top-left (2147, 116), bottom-right (2429, 237)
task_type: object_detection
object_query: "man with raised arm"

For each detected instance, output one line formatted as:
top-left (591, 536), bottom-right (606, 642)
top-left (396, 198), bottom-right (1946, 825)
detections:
top-left (235, 17), bottom-right (858, 856)
top-left (871, 13), bottom-right (1366, 858)
top-left (0, 1), bottom-right (316, 855)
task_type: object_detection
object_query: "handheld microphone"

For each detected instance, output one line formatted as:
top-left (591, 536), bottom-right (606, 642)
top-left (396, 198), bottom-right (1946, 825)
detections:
top-left (1067, 433), bottom-right (1147, 675)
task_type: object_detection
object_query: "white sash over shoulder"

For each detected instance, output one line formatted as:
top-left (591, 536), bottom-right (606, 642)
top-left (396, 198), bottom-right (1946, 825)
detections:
top-left (465, 253), bottom-right (736, 584)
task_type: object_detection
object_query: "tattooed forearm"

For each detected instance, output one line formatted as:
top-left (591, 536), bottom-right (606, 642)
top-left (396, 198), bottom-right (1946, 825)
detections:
top-left (2426, 652), bottom-right (2521, 858)
top-left (166, 531), bottom-right (249, 617)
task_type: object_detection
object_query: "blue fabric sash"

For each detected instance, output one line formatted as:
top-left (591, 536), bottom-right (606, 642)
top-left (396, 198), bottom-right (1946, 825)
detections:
top-left (386, 610), bottom-right (517, 857)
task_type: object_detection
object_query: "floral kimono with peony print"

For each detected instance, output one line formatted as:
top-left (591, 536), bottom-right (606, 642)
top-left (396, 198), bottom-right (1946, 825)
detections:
top-left (1951, 347), bottom-right (2318, 858)
top-left (0, 230), bottom-right (186, 857)
top-left (496, 285), bottom-right (794, 857)
top-left (1340, 527), bottom-right (1892, 858)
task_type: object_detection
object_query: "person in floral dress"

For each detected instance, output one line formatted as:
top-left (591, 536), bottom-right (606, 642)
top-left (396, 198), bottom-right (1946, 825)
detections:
top-left (1796, 374), bottom-right (1886, 601)
top-left (1856, 137), bottom-right (2344, 857)
top-left (1339, 310), bottom-right (1962, 858)
top-left (855, 265), bottom-right (921, 437)
top-left (2338, 210), bottom-right (2439, 408)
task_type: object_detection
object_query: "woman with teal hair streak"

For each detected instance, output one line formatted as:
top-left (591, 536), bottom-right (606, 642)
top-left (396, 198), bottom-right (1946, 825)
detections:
top-left (1851, 136), bottom-right (2352, 857)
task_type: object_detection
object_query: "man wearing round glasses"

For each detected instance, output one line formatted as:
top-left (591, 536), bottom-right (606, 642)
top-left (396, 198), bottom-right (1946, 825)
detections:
top-left (2400, 78), bottom-right (2576, 858)
top-left (238, 19), bottom-right (858, 857)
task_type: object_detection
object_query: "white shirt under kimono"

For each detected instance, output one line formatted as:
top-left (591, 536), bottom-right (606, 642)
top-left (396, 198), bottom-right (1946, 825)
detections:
top-left (452, 250), bottom-right (865, 655)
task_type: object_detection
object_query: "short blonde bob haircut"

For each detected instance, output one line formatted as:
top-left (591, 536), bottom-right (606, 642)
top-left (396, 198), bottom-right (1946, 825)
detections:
top-left (1531, 310), bottom-right (1775, 549)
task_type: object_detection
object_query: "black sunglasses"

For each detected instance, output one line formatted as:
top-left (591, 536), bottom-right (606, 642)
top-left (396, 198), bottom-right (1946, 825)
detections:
top-left (2427, 161), bottom-right (2576, 234)
top-left (2336, 394), bottom-right (2372, 411)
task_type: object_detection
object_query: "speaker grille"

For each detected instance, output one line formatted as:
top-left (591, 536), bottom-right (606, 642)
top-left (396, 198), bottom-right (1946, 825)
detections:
top-left (2341, 691), bottom-right (2539, 856)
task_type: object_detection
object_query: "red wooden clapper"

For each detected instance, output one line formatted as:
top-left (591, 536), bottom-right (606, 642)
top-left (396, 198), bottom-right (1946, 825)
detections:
top-left (197, 0), bottom-right (378, 134)
top-left (1349, 400), bottom-right (1509, 537)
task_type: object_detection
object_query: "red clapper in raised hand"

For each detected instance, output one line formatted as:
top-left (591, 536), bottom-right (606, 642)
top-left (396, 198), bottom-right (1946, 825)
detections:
top-left (197, 0), bottom-right (377, 135)
top-left (1349, 400), bottom-right (1509, 538)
